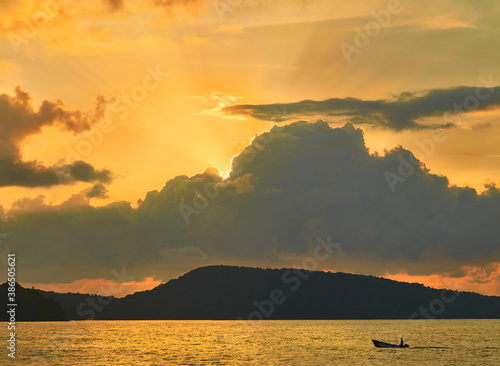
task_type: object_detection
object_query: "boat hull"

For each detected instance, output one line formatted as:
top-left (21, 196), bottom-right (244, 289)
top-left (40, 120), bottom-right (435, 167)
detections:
top-left (372, 340), bottom-right (409, 348)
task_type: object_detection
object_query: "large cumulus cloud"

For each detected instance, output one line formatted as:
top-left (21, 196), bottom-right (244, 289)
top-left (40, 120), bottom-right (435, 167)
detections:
top-left (1, 121), bottom-right (499, 283)
top-left (0, 87), bottom-right (114, 187)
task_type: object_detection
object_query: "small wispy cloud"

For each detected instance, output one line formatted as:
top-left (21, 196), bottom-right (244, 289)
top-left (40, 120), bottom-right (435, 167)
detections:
top-left (192, 91), bottom-right (248, 119)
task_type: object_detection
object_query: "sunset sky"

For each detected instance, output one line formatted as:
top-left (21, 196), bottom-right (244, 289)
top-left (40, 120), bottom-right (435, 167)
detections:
top-left (0, 0), bottom-right (499, 297)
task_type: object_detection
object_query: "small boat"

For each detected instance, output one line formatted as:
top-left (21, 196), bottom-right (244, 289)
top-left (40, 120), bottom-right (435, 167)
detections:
top-left (372, 339), bottom-right (409, 348)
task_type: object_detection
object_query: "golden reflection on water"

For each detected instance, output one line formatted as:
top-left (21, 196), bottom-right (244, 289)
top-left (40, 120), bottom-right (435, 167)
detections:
top-left (6, 319), bottom-right (500, 365)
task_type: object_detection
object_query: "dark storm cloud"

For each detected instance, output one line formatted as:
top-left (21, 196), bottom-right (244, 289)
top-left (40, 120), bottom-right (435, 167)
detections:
top-left (86, 183), bottom-right (110, 198)
top-left (1, 121), bottom-right (500, 283)
top-left (222, 84), bottom-right (500, 131)
top-left (104, 0), bottom-right (124, 11)
top-left (66, 162), bottom-right (113, 184)
top-left (0, 87), bottom-right (115, 187)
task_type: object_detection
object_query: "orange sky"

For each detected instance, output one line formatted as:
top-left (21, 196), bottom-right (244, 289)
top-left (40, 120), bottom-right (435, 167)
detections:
top-left (1, 0), bottom-right (499, 210)
top-left (383, 263), bottom-right (500, 297)
top-left (1, 0), bottom-right (500, 298)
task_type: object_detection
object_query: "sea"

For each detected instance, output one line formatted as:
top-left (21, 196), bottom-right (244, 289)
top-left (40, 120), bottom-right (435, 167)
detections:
top-left (3, 319), bottom-right (499, 365)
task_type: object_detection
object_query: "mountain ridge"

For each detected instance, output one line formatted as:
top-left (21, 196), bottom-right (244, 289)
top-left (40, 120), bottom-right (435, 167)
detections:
top-left (0, 283), bottom-right (68, 321)
top-left (35, 265), bottom-right (500, 320)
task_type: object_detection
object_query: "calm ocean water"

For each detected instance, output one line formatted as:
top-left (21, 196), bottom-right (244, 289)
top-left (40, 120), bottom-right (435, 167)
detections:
top-left (3, 319), bottom-right (499, 365)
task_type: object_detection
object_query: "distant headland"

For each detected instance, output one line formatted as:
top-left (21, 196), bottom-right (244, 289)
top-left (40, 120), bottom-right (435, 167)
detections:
top-left (3, 266), bottom-right (500, 321)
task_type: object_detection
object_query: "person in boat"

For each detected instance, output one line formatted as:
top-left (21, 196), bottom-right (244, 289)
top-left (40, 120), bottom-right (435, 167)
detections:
top-left (400, 338), bottom-right (404, 346)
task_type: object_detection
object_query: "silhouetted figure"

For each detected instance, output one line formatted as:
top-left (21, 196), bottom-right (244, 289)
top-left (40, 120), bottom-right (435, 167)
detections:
top-left (400, 338), bottom-right (404, 346)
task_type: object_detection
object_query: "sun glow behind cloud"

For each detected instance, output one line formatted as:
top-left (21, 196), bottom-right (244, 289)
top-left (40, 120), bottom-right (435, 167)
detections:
top-left (0, 0), bottom-right (500, 299)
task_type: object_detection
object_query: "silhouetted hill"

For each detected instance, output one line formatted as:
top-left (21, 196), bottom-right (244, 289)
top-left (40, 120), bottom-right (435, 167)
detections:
top-left (1, 283), bottom-right (67, 321)
top-left (37, 290), bottom-right (117, 320)
top-left (37, 266), bottom-right (500, 320)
